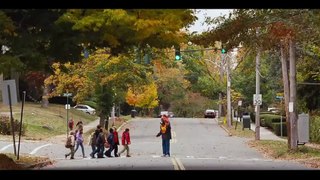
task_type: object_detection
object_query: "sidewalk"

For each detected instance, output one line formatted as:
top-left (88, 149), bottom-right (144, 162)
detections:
top-left (82, 118), bottom-right (100, 133)
top-left (249, 122), bottom-right (286, 141)
top-left (46, 118), bottom-right (100, 144)
top-left (231, 117), bottom-right (286, 141)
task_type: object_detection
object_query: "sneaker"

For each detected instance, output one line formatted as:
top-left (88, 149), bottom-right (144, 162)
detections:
top-left (126, 155), bottom-right (131, 157)
top-left (70, 157), bottom-right (74, 159)
top-left (161, 154), bottom-right (166, 157)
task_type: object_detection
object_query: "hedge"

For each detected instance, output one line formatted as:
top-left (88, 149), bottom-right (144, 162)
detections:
top-left (272, 122), bottom-right (287, 136)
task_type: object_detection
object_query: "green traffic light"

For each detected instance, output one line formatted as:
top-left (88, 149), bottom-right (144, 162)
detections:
top-left (221, 49), bottom-right (226, 54)
top-left (175, 55), bottom-right (181, 60)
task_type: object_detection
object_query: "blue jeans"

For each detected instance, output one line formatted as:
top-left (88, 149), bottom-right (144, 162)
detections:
top-left (162, 139), bottom-right (170, 156)
top-left (74, 142), bottom-right (85, 157)
top-left (90, 145), bottom-right (97, 157)
top-left (96, 144), bottom-right (105, 158)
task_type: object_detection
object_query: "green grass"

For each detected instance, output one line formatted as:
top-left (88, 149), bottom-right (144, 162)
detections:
top-left (248, 140), bottom-right (320, 168)
top-left (218, 117), bottom-right (255, 138)
top-left (0, 102), bottom-right (97, 140)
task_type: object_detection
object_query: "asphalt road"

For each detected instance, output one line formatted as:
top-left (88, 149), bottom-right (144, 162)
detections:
top-left (0, 117), bottom-right (315, 170)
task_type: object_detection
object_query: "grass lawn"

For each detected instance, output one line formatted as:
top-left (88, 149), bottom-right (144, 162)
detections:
top-left (0, 102), bottom-right (97, 140)
top-left (249, 140), bottom-right (320, 169)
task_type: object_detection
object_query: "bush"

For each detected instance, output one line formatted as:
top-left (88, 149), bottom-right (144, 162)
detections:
top-left (272, 122), bottom-right (287, 136)
top-left (250, 112), bottom-right (255, 123)
top-left (261, 114), bottom-right (286, 129)
top-left (310, 116), bottom-right (320, 143)
top-left (0, 116), bottom-right (26, 135)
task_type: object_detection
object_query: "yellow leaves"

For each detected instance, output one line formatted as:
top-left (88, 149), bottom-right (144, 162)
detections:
top-left (126, 88), bottom-right (138, 106)
top-left (126, 83), bottom-right (159, 109)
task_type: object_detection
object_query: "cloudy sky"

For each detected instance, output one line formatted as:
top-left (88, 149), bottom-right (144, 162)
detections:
top-left (188, 9), bottom-right (233, 33)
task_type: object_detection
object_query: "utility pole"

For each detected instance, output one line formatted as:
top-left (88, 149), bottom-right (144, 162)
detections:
top-left (280, 40), bottom-right (291, 148)
top-left (289, 38), bottom-right (298, 150)
top-left (226, 52), bottom-right (232, 127)
top-left (255, 46), bottom-right (261, 140)
top-left (111, 104), bottom-right (115, 126)
top-left (215, 41), bottom-right (223, 119)
top-left (219, 53), bottom-right (224, 118)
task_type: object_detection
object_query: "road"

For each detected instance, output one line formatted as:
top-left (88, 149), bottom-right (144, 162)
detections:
top-left (0, 117), bottom-right (315, 170)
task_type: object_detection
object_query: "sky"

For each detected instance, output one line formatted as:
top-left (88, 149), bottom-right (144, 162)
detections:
top-left (188, 9), bottom-right (233, 34)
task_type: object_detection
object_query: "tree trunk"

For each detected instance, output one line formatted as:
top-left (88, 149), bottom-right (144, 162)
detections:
top-left (99, 113), bottom-right (107, 130)
top-left (0, 74), bottom-right (3, 103)
top-left (41, 85), bottom-right (49, 108)
top-left (280, 40), bottom-right (291, 148)
top-left (289, 38), bottom-right (298, 150)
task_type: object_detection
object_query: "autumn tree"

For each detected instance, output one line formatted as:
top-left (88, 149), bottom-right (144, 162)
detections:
top-left (45, 48), bottom-right (150, 128)
top-left (126, 81), bottom-right (159, 116)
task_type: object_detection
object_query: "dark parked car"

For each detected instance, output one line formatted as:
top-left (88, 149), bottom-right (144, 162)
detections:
top-left (204, 109), bottom-right (216, 118)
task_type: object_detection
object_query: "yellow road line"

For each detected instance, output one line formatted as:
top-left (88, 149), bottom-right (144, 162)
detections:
top-left (171, 157), bottom-right (185, 170)
top-left (171, 157), bottom-right (180, 170)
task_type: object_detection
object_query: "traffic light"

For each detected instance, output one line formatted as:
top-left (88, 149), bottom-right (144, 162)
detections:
top-left (175, 48), bottom-right (181, 61)
top-left (221, 48), bottom-right (226, 54)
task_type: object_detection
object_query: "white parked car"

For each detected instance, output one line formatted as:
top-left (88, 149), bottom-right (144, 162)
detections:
top-left (74, 104), bottom-right (96, 115)
top-left (158, 111), bottom-right (174, 118)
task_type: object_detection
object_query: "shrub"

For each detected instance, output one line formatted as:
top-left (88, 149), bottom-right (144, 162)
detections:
top-left (250, 112), bottom-right (255, 123)
top-left (272, 122), bottom-right (287, 136)
top-left (0, 116), bottom-right (26, 135)
top-left (259, 114), bottom-right (286, 129)
top-left (310, 116), bottom-right (320, 143)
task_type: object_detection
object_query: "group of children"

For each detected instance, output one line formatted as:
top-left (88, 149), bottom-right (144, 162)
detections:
top-left (65, 122), bottom-right (131, 160)
top-left (65, 114), bottom-right (171, 160)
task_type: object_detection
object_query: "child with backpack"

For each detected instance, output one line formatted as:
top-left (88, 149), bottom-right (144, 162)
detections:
top-left (65, 131), bottom-right (76, 159)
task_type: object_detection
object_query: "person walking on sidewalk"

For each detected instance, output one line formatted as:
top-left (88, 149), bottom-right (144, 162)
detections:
top-left (156, 115), bottom-right (172, 157)
top-left (118, 128), bottom-right (131, 157)
top-left (68, 118), bottom-right (74, 131)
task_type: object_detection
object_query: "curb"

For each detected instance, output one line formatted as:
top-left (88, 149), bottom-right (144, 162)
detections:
top-left (117, 118), bottom-right (132, 132)
top-left (219, 124), bottom-right (232, 136)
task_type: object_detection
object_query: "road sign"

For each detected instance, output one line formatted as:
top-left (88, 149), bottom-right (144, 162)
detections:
top-left (63, 93), bottom-right (72, 97)
top-left (289, 102), bottom-right (293, 112)
top-left (253, 94), bottom-right (262, 106)
top-left (65, 104), bottom-right (70, 110)
top-left (2, 80), bottom-right (18, 105)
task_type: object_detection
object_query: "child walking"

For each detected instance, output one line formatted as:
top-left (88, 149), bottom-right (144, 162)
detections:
top-left (118, 128), bottom-right (131, 157)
